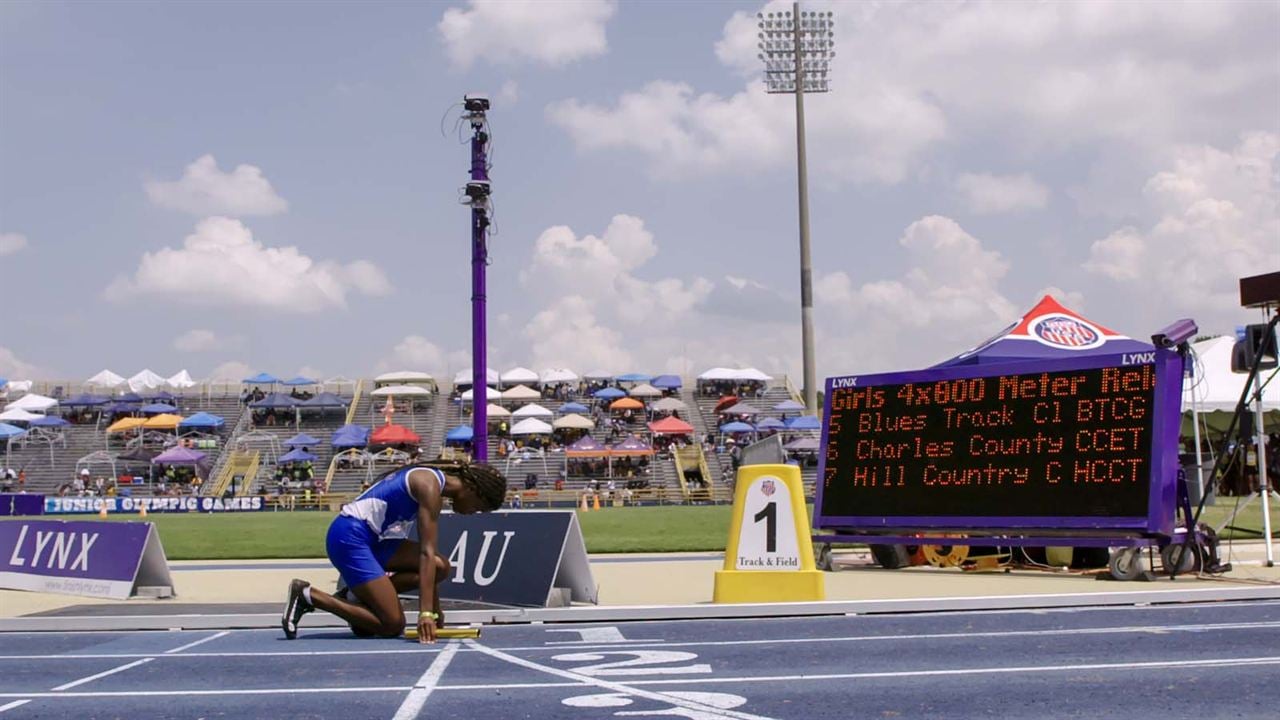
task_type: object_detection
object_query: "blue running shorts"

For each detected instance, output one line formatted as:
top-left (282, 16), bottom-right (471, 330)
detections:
top-left (326, 514), bottom-right (404, 589)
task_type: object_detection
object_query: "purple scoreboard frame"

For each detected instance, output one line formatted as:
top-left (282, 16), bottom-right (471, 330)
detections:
top-left (812, 348), bottom-right (1184, 542)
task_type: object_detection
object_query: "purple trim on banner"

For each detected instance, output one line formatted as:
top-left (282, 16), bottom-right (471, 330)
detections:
top-left (0, 494), bottom-right (45, 517)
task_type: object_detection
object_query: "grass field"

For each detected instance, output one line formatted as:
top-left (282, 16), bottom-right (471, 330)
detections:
top-left (4, 499), bottom-right (1276, 559)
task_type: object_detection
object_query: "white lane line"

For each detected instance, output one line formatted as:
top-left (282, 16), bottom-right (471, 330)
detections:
top-left (0, 686), bottom-right (409, 699)
top-left (390, 642), bottom-right (460, 720)
top-left (465, 640), bottom-right (774, 720)
top-left (50, 658), bottom-right (154, 691)
top-left (163, 631), bottom-right (230, 654)
top-left (0, 648), bottom-right (445, 660)
top-left (0, 700), bottom-right (30, 713)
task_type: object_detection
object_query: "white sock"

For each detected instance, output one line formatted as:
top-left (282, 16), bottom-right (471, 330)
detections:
top-left (301, 586), bottom-right (313, 604)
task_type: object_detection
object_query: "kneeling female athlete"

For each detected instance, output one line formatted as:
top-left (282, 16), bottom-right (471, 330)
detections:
top-left (282, 459), bottom-right (507, 643)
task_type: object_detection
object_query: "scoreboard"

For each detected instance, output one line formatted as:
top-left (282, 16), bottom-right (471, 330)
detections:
top-left (815, 352), bottom-right (1183, 533)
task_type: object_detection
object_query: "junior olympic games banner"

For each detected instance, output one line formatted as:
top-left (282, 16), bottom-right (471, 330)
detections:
top-left (44, 496), bottom-right (266, 514)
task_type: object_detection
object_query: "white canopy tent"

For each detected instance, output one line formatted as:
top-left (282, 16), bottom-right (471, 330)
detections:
top-left (454, 367), bottom-right (499, 386)
top-left (697, 367), bottom-right (773, 382)
top-left (1183, 336), bottom-right (1279, 432)
top-left (128, 369), bottom-right (167, 393)
top-left (651, 397), bottom-right (687, 412)
top-left (501, 385), bottom-right (542, 402)
top-left (583, 370), bottom-right (614, 381)
top-left (460, 386), bottom-right (502, 402)
top-left (512, 403), bottom-right (553, 419)
top-left (167, 370), bottom-right (197, 389)
top-left (485, 403), bottom-right (511, 418)
top-left (5, 394), bottom-right (57, 413)
top-left (370, 384), bottom-right (432, 397)
top-left (375, 370), bottom-right (434, 384)
top-left (510, 418), bottom-right (553, 436)
top-left (628, 383), bottom-right (662, 398)
top-left (552, 413), bottom-right (595, 430)
top-left (500, 367), bottom-right (540, 387)
top-left (86, 370), bottom-right (126, 389)
top-left (0, 408), bottom-right (44, 423)
top-left (540, 368), bottom-right (579, 384)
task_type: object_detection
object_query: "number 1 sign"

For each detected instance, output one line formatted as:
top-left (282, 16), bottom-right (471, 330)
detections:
top-left (714, 464), bottom-right (825, 603)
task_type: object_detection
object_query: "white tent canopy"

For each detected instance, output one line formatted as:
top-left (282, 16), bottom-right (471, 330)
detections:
top-left (454, 367), bottom-right (499, 386)
top-left (167, 370), bottom-right (197, 389)
top-left (370, 384), bottom-right (432, 397)
top-left (375, 371), bottom-right (434, 384)
top-left (510, 418), bottom-right (553, 436)
top-left (485, 403), bottom-right (511, 418)
top-left (86, 369), bottom-right (126, 388)
top-left (697, 367), bottom-right (772, 382)
top-left (128, 369), bottom-right (167, 392)
top-left (500, 367), bottom-right (539, 386)
top-left (628, 383), bottom-right (662, 398)
top-left (512, 403), bottom-right (553, 419)
top-left (4, 394), bottom-right (57, 413)
top-left (460, 386), bottom-right (502, 401)
top-left (501, 384), bottom-right (542, 401)
top-left (540, 368), bottom-right (579, 384)
top-left (1184, 336), bottom-right (1280, 412)
top-left (552, 413), bottom-right (595, 430)
top-left (0, 408), bottom-right (44, 423)
top-left (736, 368), bottom-right (773, 382)
top-left (651, 397), bottom-right (687, 412)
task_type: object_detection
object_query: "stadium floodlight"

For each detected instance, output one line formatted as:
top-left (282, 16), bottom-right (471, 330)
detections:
top-left (757, 3), bottom-right (834, 415)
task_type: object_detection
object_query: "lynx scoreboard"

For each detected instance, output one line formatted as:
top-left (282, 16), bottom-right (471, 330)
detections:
top-left (814, 351), bottom-right (1183, 533)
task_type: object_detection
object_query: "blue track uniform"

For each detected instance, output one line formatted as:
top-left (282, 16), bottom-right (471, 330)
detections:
top-left (326, 466), bottom-right (446, 588)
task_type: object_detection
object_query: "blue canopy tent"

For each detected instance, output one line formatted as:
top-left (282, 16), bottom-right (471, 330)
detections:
top-left (757, 417), bottom-right (787, 431)
top-left (616, 373), bottom-right (652, 383)
top-left (28, 416), bottom-right (70, 427)
top-left (558, 402), bottom-right (589, 414)
top-left (786, 415), bottom-right (821, 430)
top-left (445, 425), bottom-right (474, 444)
top-left (145, 390), bottom-right (178, 402)
top-left (139, 402), bottom-right (178, 415)
top-left (101, 401), bottom-right (140, 415)
top-left (651, 374), bottom-right (682, 389)
top-left (300, 392), bottom-right (349, 408)
top-left (0, 377), bottom-right (7, 389)
top-left (117, 392), bottom-right (144, 404)
top-left (331, 424), bottom-right (370, 449)
top-left (243, 372), bottom-right (280, 385)
top-left (284, 433), bottom-right (320, 448)
top-left (250, 393), bottom-right (299, 409)
top-left (0, 422), bottom-right (26, 466)
top-left (721, 421), bottom-right (756, 433)
top-left (61, 393), bottom-right (110, 408)
top-left (279, 448), bottom-right (318, 464)
top-left (593, 387), bottom-right (625, 399)
top-left (773, 399), bottom-right (805, 412)
top-left (178, 412), bottom-right (225, 430)
top-left (282, 376), bottom-right (318, 386)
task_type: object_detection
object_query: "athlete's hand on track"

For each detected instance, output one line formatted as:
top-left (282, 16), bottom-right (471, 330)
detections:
top-left (416, 615), bottom-right (437, 644)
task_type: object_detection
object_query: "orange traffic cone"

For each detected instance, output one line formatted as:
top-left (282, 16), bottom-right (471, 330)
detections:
top-left (592, 494), bottom-right (601, 511)
top-left (580, 494), bottom-right (590, 512)
top-left (138, 503), bottom-right (148, 518)
top-left (97, 504), bottom-right (108, 519)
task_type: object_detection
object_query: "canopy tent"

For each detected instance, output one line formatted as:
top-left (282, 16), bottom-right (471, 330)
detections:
top-left (558, 401), bottom-right (589, 414)
top-left (61, 393), bottom-right (110, 407)
top-left (453, 367), bottom-right (500, 386)
top-left (784, 437), bottom-right (820, 451)
top-left (512, 403), bottom-right (553, 419)
top-left (106, 417), bottom-right (146, 433)
top-left (592, 387), bottom-right (625, 399)
top-left (648, 416), bottom-right (694, 435)
top-left (651, 374), bottom-right (682, 389)
top-left (500, 367), bottom-right (540, 386)
top-left (250, 393), bottom-right (299, 408)
top-left (616, 373), bottom-right (652, 383)
top-left (300, 392), bottom-right (350, 408)
top-left (773, 399), bottom-right (806, 412)
top-left (152, 447), bottom-right (206, 465)
top-left (628, 383), bottom-right (663, 398)
top-left (720, 402), bottom-right (763, 416)
top-left (934, 295), bottom-right (1153, 367)
top-left (139, 402), bottom-right (178, 415)
top-left (116, 392), bottom-right (144, 403)
top-left (86, 370), bottom-right (126, 388)
top-left (101, 401), bottom-right (140, 414)
top-left (0, 377), bottom-right (5, 389)
top-left (4, 381), bottom-right (31, 393)
top-left (1182, 335), bottom-right (1280, 433)
top-left (5, 394), bottom-right (57, 413)
top-left (540, 368), bottom-right (579, 384)
top-left (279, 448), bottom-right (318, 464)
top-left (510, 418), bottom-right (553, 436)
top-left (713, 396), bottom-right (739, 413)
top-left (167, 370), bottom-right (197, 389)
top-left (243, 372), bottom-right (281, 384)
top-left (609, 397), bottom-right (644, 411)
top-left (609, 435), bottom-right (654, 456)
top-left (552, 413), bottom-right (595, 430)
top-left (501, 384), bottom-right (542, 401)
top-left (0, 423), bottom-right (26, 440)
top-left (284, 433), bottom-right (320, 448)
top-left (756, 417), bottom-right (787, 431)
top-left (281, 376), bottom-right (319, 387)
top-left (786, 415), bottom-right (821, 430)
top-left (331, 424), bottom-right (371, 449)
top-left (142, 414), bottom-right (183, 430)
top-left (460, 386), bottom-right (501, 401)
top-left (127, 369), bottom-right (167, 393)
top-left (29, 416), bottom-right (69, 427)
top-left (0, 408), bottom-right (43, 423)
top-left (485, 403), bottom-right (511, 418)
top-left (566, 435), bottom-right (609, 457)
top-left (144, 390), bottom-right (178, 402)
top-left (650, 397), bottom-right (687, 412)
top-left (178, 412), bottom-right (225, 429)
top-left (323, 376), bottom-right (358, 390)
top-left (375, 370), bottom-right (435, 385)
top-left (720, 421), bottom-right (756, 433)
top-left (445, 425), bottom-right (474, 442)
top-left (370, 384), bottom-right (432, 397)
top-left (735, 368), bottom-right (772, 382)
top-left (583, 370), bottom-right (614, 381)
top-left (697, 367), bottom-right (772, 382)
top-left (370, 424), bottom-right (420, 445)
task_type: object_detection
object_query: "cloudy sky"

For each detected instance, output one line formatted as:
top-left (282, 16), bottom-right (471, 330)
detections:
top-left (1, 0), bottom-right (1276, 389)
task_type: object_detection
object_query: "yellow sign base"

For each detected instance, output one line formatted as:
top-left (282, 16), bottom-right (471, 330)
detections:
top-left (713, 568), bottom-right (826, 603)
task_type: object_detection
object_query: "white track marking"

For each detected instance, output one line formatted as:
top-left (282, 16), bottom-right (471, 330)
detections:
top-left (391, 642), bottom-right (460, 720)
top-left (0, 700), bottom-right (30, 713)
top-left (163, 631), bottom-right (230, 654)
top-left (50, 658), bottom-right (154, 691)
top-left (465, 640), bottom-right (775, 720)
top-left (2, 619), bottom-right (1276, 660)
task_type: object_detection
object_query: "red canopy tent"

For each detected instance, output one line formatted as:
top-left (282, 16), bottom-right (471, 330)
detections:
top-left (370, 424), bottom-right (420, 445)
top-left (648, 416), bottom-right (694, 435)
top-left (713, 395), bottom-right (738, 413)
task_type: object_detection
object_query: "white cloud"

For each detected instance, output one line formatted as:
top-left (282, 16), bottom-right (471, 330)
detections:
top-left (207, 360), bottom-right (254, 383)
top-left (549, 1), bottom-right (1276, 184)
top-left (145, 154), bottom-right (288, 216)
top-left (1086, 132), bottom-right (1279, 314)
top-left (0, 232), bottom-right (28, 256)
top-left (173, 329), bottom-right (220, 353)
top-left (955, 173), bottom-right (1049, 214)
top-left (295, 366), bottom-right (326, 381)
top-left (438, 0), bottom-right (615, 69)
top-left (497, 80), bottom-right (519, 105)
top-left (0, 347), bottom-right (46, 379)
top-left (105, 217), bottom-right (392, 313)
top-left (524, 296), bottom-right (633, 371)
top-left (377, 336), bottom-right (470, 376)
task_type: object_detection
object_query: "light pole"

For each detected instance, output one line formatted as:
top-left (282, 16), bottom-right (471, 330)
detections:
top-left (758, 3), bottom-right (833, 416)
top-left (463, 95), bottom-right (492, 461)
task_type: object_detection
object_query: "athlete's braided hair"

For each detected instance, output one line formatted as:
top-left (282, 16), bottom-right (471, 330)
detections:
top-left (373, 458), bottom-right (508, 512)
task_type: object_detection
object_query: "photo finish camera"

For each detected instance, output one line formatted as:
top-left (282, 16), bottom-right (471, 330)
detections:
top-left (1151, 318), bottom-right (1198, 349)
top-left (464, 181), bottom-right (490, 203)
top-left (464, 94), bottom-right (490, 113)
